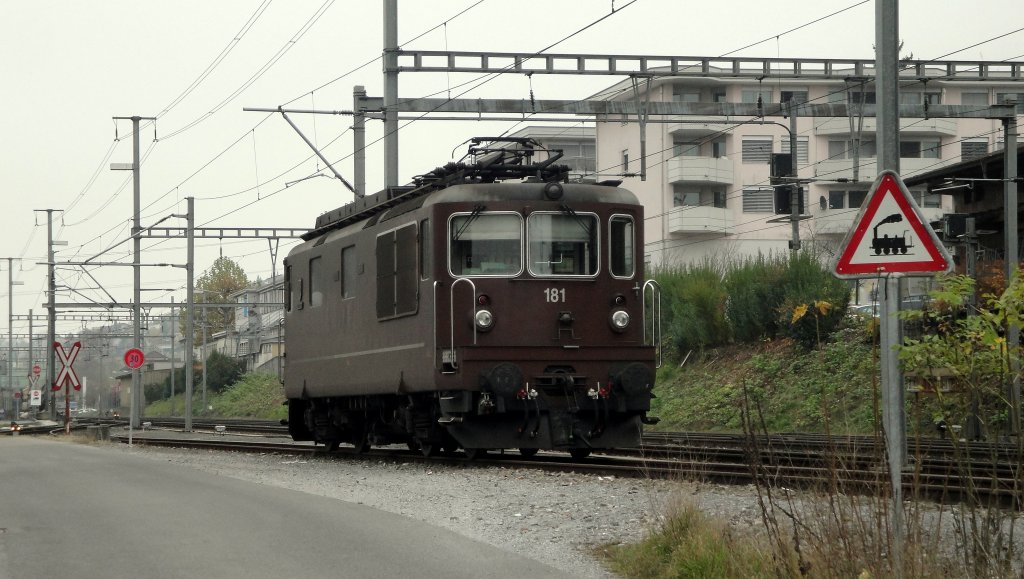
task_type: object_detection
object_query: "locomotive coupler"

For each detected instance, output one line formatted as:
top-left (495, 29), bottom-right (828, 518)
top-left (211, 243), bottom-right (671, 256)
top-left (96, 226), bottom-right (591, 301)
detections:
top-left (478, 392), bottom-right (496, 415)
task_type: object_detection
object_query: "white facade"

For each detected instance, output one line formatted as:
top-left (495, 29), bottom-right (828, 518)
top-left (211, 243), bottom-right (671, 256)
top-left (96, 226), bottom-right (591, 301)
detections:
top-left (590, 73), bottom-right (1022, 269)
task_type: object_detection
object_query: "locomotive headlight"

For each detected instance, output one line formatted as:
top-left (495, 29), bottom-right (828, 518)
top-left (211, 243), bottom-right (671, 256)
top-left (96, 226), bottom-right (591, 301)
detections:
top-left (475, 309), bottom-right (495, 331)
top-left (609, 309), bottom-right (630, 333)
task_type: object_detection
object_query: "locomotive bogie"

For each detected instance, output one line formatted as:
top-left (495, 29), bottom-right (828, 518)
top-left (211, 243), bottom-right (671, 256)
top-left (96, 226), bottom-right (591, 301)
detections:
top-left (283, 149), bottom-right (658, 455)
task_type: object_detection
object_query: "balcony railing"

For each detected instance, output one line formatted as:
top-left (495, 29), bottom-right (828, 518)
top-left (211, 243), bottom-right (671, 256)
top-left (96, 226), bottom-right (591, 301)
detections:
top-left (667, 156), bottom-right (733, 185)
top-left (815, 117), bottom-right (958, 137)
top-left (668, 205), bottom-right (732, 235)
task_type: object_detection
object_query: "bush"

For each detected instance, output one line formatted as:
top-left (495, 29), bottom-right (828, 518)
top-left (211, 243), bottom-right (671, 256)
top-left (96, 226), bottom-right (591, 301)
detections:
top-left (656, 261), bottom-right (730, 353)
top-left (776, 252), bottom-right (850, 348)
top-left (724, 254), bottom-right (787, 342)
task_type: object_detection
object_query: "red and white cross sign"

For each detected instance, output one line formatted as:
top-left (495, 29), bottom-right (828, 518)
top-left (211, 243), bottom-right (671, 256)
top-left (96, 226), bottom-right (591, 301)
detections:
top-left (53, 341), bottom-right (82, 391)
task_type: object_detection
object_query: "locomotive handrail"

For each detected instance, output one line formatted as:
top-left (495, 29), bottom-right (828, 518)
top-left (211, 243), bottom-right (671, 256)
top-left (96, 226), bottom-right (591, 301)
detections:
top-left (448, 277), bottom-right (478, 370)
top-left (642, 279), bottom-right (663, 369)
top-left (433, 281), bottom-right (440, 370)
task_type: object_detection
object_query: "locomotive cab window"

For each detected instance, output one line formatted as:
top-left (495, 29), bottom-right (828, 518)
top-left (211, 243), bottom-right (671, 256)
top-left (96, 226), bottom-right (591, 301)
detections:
top-left (448, 212), bottom-right (523, 277)
top-left (609, 215), bottom-right (635, 278)
top-left (527, 212), bottom-right (599, 277)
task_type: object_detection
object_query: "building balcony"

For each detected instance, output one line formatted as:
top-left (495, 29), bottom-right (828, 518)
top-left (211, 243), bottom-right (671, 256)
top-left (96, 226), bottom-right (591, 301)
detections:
top-left (815, 157), bottom-right (955, 182)
top-left (813, 203), bottom-right (948, 236)
top-left (667, 156), bottom-right (733, 186)
top-left (669, 118), bottom-right (737, 137)
top-left (815, 117), bottom-right (958, 137)
top-left (668, 205), bottom-right (733, 235)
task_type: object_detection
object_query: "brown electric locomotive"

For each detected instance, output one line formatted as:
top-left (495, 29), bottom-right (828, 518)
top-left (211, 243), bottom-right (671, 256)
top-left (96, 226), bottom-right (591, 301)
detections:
top-left (283, 138), bottom-right (660, 458)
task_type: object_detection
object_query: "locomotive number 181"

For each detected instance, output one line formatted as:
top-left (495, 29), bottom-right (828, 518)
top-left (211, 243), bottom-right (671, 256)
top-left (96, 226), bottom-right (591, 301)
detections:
top-left (544, 288), bottom-right (566, 303)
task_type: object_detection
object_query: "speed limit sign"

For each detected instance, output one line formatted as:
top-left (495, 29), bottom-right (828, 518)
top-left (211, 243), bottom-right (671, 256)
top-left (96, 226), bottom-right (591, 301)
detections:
top-left (124, 348), bottom-right (145, 369)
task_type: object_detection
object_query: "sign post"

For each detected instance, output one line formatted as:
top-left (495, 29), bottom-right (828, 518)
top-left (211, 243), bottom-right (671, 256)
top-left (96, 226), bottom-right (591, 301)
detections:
top-left (832, 170), bottom-right (952, 574)
top-left (53, 341), bottom-right (82, 435)
top-left (124, 348), bottom-right (145, 446)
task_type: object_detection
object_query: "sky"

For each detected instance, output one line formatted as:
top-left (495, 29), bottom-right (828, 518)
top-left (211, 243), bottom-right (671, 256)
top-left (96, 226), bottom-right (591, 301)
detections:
top-left (1, 0), bottom-right (1021, 339)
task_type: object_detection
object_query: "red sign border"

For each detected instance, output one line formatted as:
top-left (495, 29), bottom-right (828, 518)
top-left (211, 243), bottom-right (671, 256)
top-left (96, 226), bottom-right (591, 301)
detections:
top-left (124, 348), bottom-right (146, 370)
top-left (833, 171), bottom-right (952, 278)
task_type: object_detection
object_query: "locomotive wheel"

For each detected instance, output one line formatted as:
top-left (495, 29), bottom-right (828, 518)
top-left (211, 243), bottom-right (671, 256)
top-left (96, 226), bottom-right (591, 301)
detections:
top-left (326, 441), bottom-right (340, 452)
top-left (569, 448), bottom-right (592, 460)
top-left (464, 448), bottom-right (488, 460)
top-left (349, 433), bottom-right (370, 454)
top-left (518, 448), bottom-right (539, 458)
top-left (419, 443), bottom-right (438, 457)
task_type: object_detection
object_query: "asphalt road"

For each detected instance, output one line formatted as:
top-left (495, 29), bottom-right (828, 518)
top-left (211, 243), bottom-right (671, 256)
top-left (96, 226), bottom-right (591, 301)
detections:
top-left (0, 437), bottom-right (569, 579)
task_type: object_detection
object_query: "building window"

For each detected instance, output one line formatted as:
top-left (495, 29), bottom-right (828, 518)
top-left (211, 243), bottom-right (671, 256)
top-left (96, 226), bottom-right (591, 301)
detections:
top-left (901, 139), bottom-right (941, 159)
top-left (961, 139), bottom-right (988, 161)
top-left (912, 190), bottom-right (942, 209)
top-left (673, 88), bottom-right (701, 102)
top-left (673, 141), bottom-right (702, 157)
top-left (742, 136), bottom-right (772, 163)
top-left (962, 92), bottom-right (989, 106)
top-left (848, 91), bottom-right (876, 105)
top-left (996, 92), bottom-right (1024, 112)
top-left (741, 89), bottom-right (770, 104)
top-left (780, 136), bottom-right (809, 163)
top-left (341, 245), bottom-right (356, 298)
top-left (901, 91), bottom-right (942, 105)
top-left (781, 89), bottom-right (808, 104)
top-left (711, 139), bottom-right (727, 158)
top-left (742, 188), bottom-right (774, 213)
top-left (828, 190), bottom-right (845, 209)
top-left (848, 190), bottom-right (867, 208)
top-left (828, 139), bottom-right (877, 159)
top-left (674, 186), bottom-right (727, 208)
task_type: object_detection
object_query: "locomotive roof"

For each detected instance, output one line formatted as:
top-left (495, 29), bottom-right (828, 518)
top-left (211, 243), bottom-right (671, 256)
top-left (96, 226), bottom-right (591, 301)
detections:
top-left (301, 137), bottom-right (634, 241)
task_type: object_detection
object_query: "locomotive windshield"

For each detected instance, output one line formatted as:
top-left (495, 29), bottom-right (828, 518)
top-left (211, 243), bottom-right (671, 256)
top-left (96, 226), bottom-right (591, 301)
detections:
top-left (449, 212), bottom-right (523, 276)
top-left (527, 212), bottom-right (599, 277)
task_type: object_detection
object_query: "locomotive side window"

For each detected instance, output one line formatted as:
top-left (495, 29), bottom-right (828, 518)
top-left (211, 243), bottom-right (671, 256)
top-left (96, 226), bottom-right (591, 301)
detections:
top-left (448, 213), bottom-right (523, 277)
top-left (376, 223), bottom-right (419, 319)
top-left (341, 245), bottom-right (356, 299)
top-left (419, 219), bottom-right (430, 281)
top-left (609, 215), bottom-right (635, 278)
top-left (527, 212), bottom-right (599, 277)
top-left (284, 264), bottom-right (292, 311)
top-left (309, 256), bottom-right (324, 308)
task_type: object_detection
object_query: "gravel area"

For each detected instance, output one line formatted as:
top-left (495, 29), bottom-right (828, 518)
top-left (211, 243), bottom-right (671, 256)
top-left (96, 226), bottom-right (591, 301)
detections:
top-left (112, 443), bottom-right (765, 578)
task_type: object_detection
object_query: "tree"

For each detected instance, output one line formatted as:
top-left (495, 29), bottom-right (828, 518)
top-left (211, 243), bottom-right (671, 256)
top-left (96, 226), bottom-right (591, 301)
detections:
top-left (180, 256), bottom-right (249, 343)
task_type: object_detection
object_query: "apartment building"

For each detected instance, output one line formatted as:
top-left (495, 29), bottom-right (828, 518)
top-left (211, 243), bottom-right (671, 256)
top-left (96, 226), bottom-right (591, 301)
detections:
top-left (588, 68), bottom-right (1022, 275)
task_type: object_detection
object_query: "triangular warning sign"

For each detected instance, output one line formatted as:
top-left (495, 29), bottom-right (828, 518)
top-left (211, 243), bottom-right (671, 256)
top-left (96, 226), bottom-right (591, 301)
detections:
top-left (832, 170), bottom-right (953, 279)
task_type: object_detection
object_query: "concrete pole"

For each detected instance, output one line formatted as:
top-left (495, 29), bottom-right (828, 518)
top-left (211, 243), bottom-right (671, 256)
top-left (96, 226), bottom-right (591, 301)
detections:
top-left (6, 259), bottom-right (13, 416)
top-left (46, 210), bottom-right (57, 419)
top-left (169, 296), bottom-right (176, 416)
top-left (130, 116), bottom-right (142, 429)
top-left (202, 307), bottom-right (208, 414)
top-left (1004, 112), bottom-right (1020, 435)
top-left (353, 85), bottom-right (366, 197)
top-left (789, 101), bottom-right (801, 252)
top-left (876, 0), bottom-right (904, 573)
top-left (185, 197), bottom-right (195, 432)
top-left (383, 0), bottom-right (399, 188)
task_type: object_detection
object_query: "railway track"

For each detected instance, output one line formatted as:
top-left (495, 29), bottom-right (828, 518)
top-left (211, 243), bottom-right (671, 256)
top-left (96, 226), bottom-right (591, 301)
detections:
top-left (12, 417), bottom-right (1022, 504)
